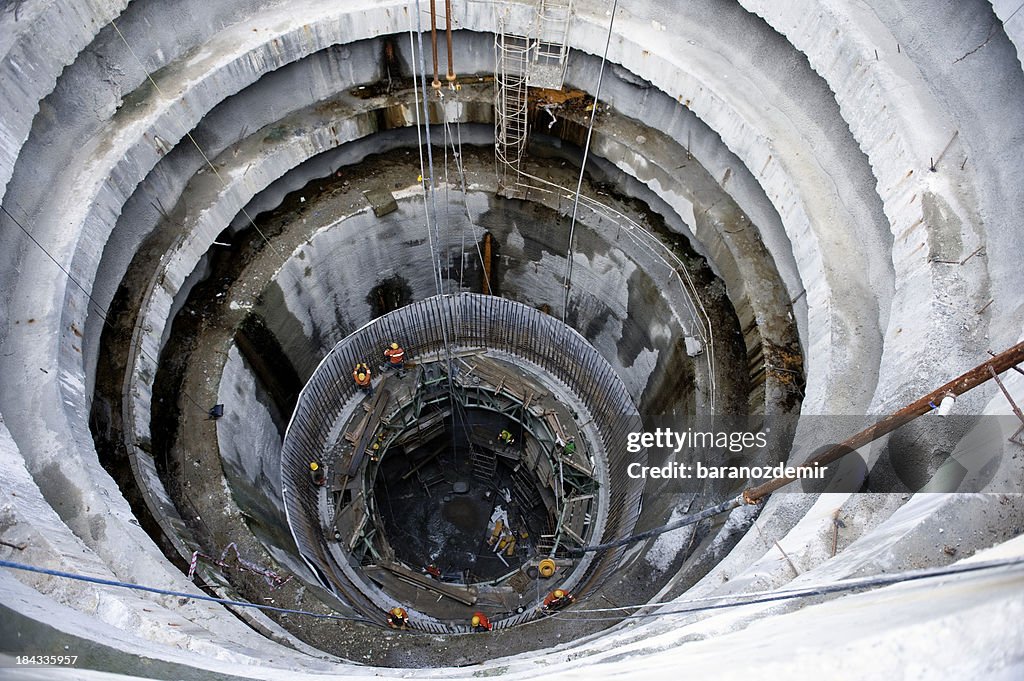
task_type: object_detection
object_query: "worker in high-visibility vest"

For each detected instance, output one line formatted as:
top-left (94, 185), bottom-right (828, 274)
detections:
top-left (542, 588), bottom-right (574, 611)
top-left (384, 342), bottom-right (406, 373)
top-left (470, 611), bottom-right (492, 632)
top-left (353, 363), bottom-right (373, 396)
top-left (498, 429), bottom-right (514, 445)
top-left (386, 606), bottom-right (409, 629)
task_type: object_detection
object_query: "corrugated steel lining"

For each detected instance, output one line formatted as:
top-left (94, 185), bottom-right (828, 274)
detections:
top-left (281, 293), bottom-right (645, 630)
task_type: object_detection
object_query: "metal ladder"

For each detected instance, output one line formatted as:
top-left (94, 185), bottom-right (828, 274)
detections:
top-left (529, 0), bottom-right (573, 90)
top-left (494, 21), bottom-right (531, 195)
top-left (471, 446), bottom-right (497, 483)
top-left (510, 463), bottom-right (541, 510)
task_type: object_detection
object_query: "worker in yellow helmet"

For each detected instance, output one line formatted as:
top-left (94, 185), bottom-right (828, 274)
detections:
top-left (384, 342), bottom-right (406, 375)
top-left (542, 588), bottom-right (574, 610)
top-left (386, 606), bottom-right (409, 630)
top-left (308, 461), bottom-right (326, 486)
top-left (497, 428), bottom-right (514, 445)
top-left (470, 611), bottom-right (492, 632)
top-left (352, 362), bottom-right (373, 396)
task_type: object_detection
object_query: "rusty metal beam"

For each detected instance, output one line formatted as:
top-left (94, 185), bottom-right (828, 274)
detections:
top-left (445, 0), bottom-right (455, 83)
top-left (744, 340), bottom-right (1024, 503)
top-left (482, 231), bottom-right (493, 294)
top-left (429, 0), bottom-right (441, 89)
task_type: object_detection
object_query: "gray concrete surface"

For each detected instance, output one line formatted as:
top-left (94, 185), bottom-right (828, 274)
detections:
top-left (0, 0), bottom-right (1022, 678)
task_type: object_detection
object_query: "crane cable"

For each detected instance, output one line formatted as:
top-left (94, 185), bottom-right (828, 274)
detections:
top-left (561, 0), bottom-right (620, 323)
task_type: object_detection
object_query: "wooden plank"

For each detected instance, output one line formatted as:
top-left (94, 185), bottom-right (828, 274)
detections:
top-left (461, 360), bottom-right (536, 402)
top-left (344, 409), bottom-right (371, 444)
top-left (347, 387), bottom-right (391, 478)
top-left (400, 444), bottom-right (444, 481)
top-left (391, 408), bottom-right (450, 448)
top-left (542, 411), bottom-right (567, 441)
top-left (368, 562), bottom-right (478, 605)
top-left (560, 495), bottom-right (593, 545)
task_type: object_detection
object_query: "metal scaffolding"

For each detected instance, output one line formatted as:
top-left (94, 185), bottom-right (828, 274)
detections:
top-left (494, 1), bottom-right (574, 194)
top-left (529, 0), bottom-right (573, 90)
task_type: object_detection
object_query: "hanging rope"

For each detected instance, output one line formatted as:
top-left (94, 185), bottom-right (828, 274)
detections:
top-left (561, 0), bottom-right (620, 323)
top-left (0, 558), bottom-right (372, 624)
top-left (109, 18), bottom-right (282, 259)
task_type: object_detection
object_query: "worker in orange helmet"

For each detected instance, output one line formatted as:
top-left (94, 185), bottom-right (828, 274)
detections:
top-left (353, 362), bottom-right (373, 396)
top-left (384, 342), bottom-right (406, 374)
top-left (470, 611), bottom-right (493, 632)
top-left (386, 606), bottom-right (409, 629)
top-left (542, 588), bottom-right (574, 611)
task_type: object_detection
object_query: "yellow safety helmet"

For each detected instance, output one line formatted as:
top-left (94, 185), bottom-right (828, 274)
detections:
top-left (471, 615), bottom-right (480, 626)
top-left (309, 462), bottom-right (319, 471)
top-left (358, 373), bottom-right (367, 381)
top-left (553, 589), bottom-right (565, 598)
top-left (391, 342), bottom-right (399, 349)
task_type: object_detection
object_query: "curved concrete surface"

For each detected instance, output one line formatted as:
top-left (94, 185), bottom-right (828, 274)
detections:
top-left (1, 0), bottom-right (1023, 678)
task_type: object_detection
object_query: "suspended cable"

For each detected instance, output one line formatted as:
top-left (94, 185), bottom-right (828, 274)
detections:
top-left (547, 555), bottom-right (1024, 621)
top-left (570, 495), bottom-right (744, 555)
top-left (5, 552), bottom-right (1018, 635)
top-left (561, 0), bottom-right (620, 323)
top-left (513, 168), bottom-right (717, 407)
top-left (561, 555), bottom-right (1024, 615)
top-left (0, 558), bottom-right (373, 624)
top-left (109, 18), bottom-right (282, 260)
top-left (414, 1), bottom-right (462, 460)
top-left (0, 203), bottom-right (210, 415)
top-left (414, 2), bottom-right (446, 298)
top-left (441, 100), bottom-right (490, 288)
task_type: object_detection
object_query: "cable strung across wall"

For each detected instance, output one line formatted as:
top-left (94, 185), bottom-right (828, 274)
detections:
top-left (561, 0), bottom-right (619, 323)
top-left (5, 555), bottom-right (1020, 633)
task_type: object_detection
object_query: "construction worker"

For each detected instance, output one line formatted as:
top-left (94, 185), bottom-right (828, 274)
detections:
top-left (542, 588), bottom-right (574, 611)
top-left (423, 564), bottom-right (442, 579)
top-left (309, 461), bottom-right (326, 486)
top-left (470, 612), bottom-right (492, 632)
top-left (562, 437), bottom-right (577, 456)
top-left (386, 606), bottom-right (409, 630)
top-left (498, 429), bottom-right (514, 445)
top-left (384, 342), bottom-right (406, 373)
top-left (353, 362), bottom-right (373, 396)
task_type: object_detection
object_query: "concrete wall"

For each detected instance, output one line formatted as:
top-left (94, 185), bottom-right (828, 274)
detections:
top-left (1, 0), bottom-right (1023, 677)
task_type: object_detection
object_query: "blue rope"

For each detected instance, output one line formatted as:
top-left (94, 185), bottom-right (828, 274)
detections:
top-left (4, 555), bottom-right (1021, 631)
top-left (0, 558), bottom-right (373, 624)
